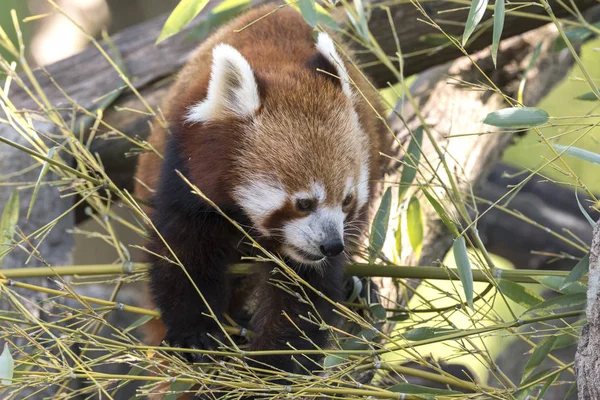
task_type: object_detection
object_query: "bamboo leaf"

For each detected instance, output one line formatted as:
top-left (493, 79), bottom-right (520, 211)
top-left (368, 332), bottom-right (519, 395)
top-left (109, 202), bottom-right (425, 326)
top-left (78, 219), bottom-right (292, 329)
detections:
top-left (369, 187), bottom-right (392, 262)
top-left (560, 254), bottom-right (589, 290)
top-left (453, 236), bottom-right (474, 309)
top-left (462, 0), bottom-right (489, 46)
top-left (407, 196), bottom-right (423, 256)
top-left (522, 336), bottom-right (557, 381)
top-left (388, 383), bottom-right (460, 399)
top-left (27, 147), bottom-right (56, 219)
top-left (297, 0), bottom-right (317, 28)
top-left (395, 217), bottom-right (402, 260)
top-left (0, 190), bottom-right (19, 268)
top-left (537, 372), bottom-right (559, 399)
top-left (522, 292), bottom-right (587, 316)
top-left (0, 343), bottom-right (14, 385)
top-left (403, 327), bottom-right (456, 341)
top-left (346, 276), bottom-right (363, 303)
top-left (369, 303), bottom-right (386, 321)
top-left (576, 190), bottom-right (596, 227)
top-left (157, 0), bottom-right (210, 44)
top-left (491, 0), bottom-right (504, 67)
top-left (483, 107), bottom-right (549, 128)
top-left (517, 41), bottom-right (542, 104)
top-left (534, 276), bottom-right (587, 294)
top-left (324, 353), bottom-right (350, 367)
top-left (186, 0), bottom-right (251, 41)
top-left (575, 91), bottom-right (600, 101)
top-left (420, 186), bottom-right (459, 237)
top-left (316, 4), bottom-right (338, 31)
top-left (399, 126), bottom-right (423, 201)
top-left (497, 279), bottom-right (543, 308)
top-left (552, 144), bottom-right (600, 167)
top-left (124, 313), bottom-right (156, 334)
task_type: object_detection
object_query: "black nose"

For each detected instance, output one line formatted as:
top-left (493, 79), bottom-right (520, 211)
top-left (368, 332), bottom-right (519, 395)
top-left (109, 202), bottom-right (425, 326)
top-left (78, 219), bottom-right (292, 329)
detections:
top-left (319, 239), bottom-right (344, 257)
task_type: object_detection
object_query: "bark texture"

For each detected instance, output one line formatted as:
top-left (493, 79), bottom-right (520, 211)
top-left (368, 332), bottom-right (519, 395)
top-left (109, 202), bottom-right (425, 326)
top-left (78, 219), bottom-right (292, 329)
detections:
top-left (575, 219), bottom-right (600, 400)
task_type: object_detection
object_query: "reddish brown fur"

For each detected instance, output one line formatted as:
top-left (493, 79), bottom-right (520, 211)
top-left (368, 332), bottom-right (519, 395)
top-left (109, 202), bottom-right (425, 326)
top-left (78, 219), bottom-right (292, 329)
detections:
top-left (135, 3), bottom-right (388, 388)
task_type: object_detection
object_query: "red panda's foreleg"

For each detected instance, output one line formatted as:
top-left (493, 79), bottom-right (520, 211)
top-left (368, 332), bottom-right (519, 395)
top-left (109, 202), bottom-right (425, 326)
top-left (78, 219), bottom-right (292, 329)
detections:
top-left (247, 259), bottom-right (345, 374)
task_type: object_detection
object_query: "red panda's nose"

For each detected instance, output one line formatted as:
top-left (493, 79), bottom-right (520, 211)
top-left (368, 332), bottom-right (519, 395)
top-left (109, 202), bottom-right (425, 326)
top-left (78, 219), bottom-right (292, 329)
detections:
top-left (320, 239), bottom-right (345, 257)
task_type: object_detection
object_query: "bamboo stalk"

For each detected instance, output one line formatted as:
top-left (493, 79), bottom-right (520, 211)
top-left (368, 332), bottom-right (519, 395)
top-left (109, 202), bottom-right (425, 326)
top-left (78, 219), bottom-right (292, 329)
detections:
top-left (1, 262), bottom-right (580, 284)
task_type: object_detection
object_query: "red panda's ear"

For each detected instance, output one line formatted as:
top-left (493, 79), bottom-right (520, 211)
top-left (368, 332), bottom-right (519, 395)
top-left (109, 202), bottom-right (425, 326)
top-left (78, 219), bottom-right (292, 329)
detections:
top-left (186, 44), bottom-right (260, 123)
top-left (315, 33), bottom-right (353, 100)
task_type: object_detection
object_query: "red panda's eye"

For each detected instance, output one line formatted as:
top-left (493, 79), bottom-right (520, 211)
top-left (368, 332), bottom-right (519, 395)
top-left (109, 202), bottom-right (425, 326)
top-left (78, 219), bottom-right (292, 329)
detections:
top-left (342, 194), bottom-right (353, 207)
top-left (296, 198), bottom-right (315, 212)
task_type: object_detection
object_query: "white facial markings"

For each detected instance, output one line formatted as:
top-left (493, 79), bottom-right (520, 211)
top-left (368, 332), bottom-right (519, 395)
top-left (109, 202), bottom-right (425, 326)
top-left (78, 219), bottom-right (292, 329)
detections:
top-left (233, 178), bottom-right (286, 235)
top-left (344, 177), bottom-right (354, 198)
top-left (185, 44), bottom-right (260, 123)
top-left (356, 162), bottom-right (370, 209)
top-left (315, 32), bottom-right (353, 100)
top-left (282, 206), bottom-right (345, 263)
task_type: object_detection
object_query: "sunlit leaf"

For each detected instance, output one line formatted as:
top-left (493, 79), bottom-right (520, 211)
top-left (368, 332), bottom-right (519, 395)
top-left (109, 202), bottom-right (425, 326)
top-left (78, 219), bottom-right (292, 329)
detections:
top-left (369, 187), bottom-right (392, 262)
top-left (186, 0), bottom-right (250, 40)
top-left (27, 147), bottom-right (56, 219)
top-left (0, 190), bottom-right (19, 268)
top-left (407, 196), bottom-right (423, 256)
top-left (483, 107), bottom-right (549, 128)
top-left (522, 292), bottom-right (587, 316)
top-left (517, 41), bottom-right (542, 104)
top-left (297, 0), bottom-right (317, 28)
top-left (420, 186), bottom-right (459, 237)
top-left (316, 4), bottom-right (338, 31)
top-left (399, 126), bottom-right (423, 201)
top-left (157, 0), bottom-right (210, 44)
top-left (403, 327), bottom-right (456, 341)
top-left (491, 0), bottom-right (504, 67)
top-left (462, 0), bottom-right (489, 46)
top-left (534, 276), bottom-right (587, 294)
top-left (522, 336), bottom-right (557, 381)
top-left (453, 236), bottom-right (474, 309)
top-left (560, 254), bottom-right (589, 291)
top-left (553, 144), bottom-right (600, 168)
top-left (497, 279), bottom-right (543, 308)
top-left (0, 343), bottom-right (14, 385)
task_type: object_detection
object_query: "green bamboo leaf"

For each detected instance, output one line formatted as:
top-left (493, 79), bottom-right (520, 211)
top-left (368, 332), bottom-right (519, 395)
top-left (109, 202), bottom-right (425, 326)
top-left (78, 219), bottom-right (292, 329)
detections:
top-left (388, 383), bottom-right (460, 399)
top-left (491, 0), bottom-right (504, 67)
top-left (576, 191), bottom-right (596, 227)
top-left (453, 236), bottom-right (474, 309)
top-left (522, 292), bottom-right (587, 316)
top-left (534, 276), bottom-right (587, 294)
top-left (157, 0), bottom-right (210, 44)
top-left (162, 380), bottom-right (195, 400)
top-left (0, 343), bottom-right (14, 385)
top-left (124, 313), bottom-right (156, 334)
top-left (553, 144), bottom-right (600, 167)
top-left (497, 279), bottom-right (543, 308)
top-left (418, 33), bottom-right (448, 46)
top-left (297, 0), bottom-right (317, 28)
top-left (522, 336), bottom-right (557, 381)
top-left (369, 187), bottom-right (392, 262)
top-left (560, 254), bottom-right (589, 291)
top-left (517, 41), bottom-right (543, 104)
top-left (186, 0), bottom-right (251, 41)
top-left (399, 126), bottom-right (423, 201)
top-left (420, 186), bottom-right (459, 237)
top-left (346, 276), bottom-right (363, 303)
top-left (552, 331), bottom-right (579, 350)
top-left (388, 313), bottom-right (409, 322)
top-left (515, 368), bottom-right (554, 399)
top-left (537, 372), bottom-right (559, 399)
top-left (462, 0), bottom-right (489, 46)
top-left (553, 22), bottom-right (600, 52)
top-left (324, 353), bottom-right (350, 368)
top-left (483, 107), bottom-right (549, 128)
top-left (27, 147), bottom-right (56, 219)
top-left (403, 327), bottom-right (456, 341)
top-left (0, 189), bottom-right (19, 267)
top-left (406, 196), bottom-right (423, 256)
top-left (395, 218), bottom-right (402, 260)
top-left (564, 382), bottom-right (578, 399)
top-left (316, 4), bottom-right (338, 31)
top-left (369, 303), bottom-right (386, 321)
top-left (575, 91), bottom-right (600, 101)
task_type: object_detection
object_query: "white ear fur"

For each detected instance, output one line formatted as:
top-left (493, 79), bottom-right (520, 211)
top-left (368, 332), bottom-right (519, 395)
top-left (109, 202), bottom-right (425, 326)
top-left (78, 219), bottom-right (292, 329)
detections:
top-left (315, 32), bottom-right (353, 99)
top-left (186, 44), bottom-right (260, 123)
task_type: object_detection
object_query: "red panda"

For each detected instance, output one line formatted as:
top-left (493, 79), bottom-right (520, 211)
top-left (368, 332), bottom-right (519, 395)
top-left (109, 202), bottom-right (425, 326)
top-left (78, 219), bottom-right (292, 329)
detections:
top-left (135, 3), bottom-right (386, 377)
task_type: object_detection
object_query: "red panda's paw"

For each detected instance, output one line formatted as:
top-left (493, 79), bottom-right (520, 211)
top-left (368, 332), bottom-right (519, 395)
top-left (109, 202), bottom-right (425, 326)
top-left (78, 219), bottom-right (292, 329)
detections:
top-left (164, 327), bottom-right (225, 363)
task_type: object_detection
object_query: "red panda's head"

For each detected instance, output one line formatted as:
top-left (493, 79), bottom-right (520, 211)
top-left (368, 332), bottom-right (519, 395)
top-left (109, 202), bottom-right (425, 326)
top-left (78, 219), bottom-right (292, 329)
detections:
top-left (184, 33), bottom-right (371, 265)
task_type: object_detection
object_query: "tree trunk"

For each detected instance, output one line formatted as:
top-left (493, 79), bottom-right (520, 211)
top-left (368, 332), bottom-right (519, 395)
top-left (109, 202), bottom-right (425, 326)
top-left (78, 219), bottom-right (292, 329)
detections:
top-left (575, 219), bottom-right (600, 399)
